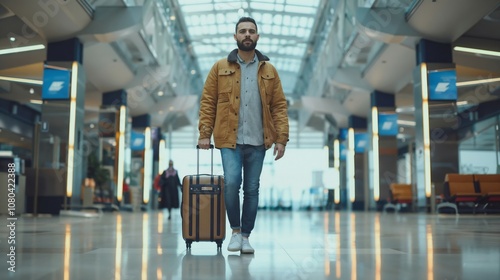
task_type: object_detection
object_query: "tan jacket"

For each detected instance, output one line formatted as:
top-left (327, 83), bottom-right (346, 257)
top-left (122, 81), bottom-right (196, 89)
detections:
top-left (198, 49), bottom-right (289, 150)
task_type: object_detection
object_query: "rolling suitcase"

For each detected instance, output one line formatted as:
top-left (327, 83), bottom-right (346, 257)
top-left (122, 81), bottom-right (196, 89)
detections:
top-left (181, 145), bottom-right (225, 249)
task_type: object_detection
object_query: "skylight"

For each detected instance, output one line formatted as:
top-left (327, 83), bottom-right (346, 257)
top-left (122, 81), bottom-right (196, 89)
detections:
top-left (177, 0), bottom-right (321, 94)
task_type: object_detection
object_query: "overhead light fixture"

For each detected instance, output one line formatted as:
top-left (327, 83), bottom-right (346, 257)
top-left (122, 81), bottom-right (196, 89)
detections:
top-left (0, 76), bottom-right (43, 85)
top-left (453, 46), bottom-right (500, 58)
top-left (456, 77), bottom-right (500, 87)
top-left (0, 44), bottom-right (45, 55)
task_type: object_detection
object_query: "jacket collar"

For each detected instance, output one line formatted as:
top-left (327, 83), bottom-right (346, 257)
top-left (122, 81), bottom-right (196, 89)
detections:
top-left (227, 49), bottom-right (269, 63)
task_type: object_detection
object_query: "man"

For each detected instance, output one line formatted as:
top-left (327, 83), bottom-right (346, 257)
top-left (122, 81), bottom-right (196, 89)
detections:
top-left (198, 17), bottom-right (289, 254)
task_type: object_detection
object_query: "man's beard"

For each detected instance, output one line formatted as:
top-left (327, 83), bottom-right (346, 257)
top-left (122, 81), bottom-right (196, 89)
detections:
top-left (237, 39), bottom-right (257, 51)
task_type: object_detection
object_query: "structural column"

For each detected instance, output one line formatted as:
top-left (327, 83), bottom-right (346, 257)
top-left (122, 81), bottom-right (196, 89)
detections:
top-left (131, 114), bottom-right (155, 210)
top-left (368, 91), bottom-right (398, 211)
top-left (346, 116), bottom-right (367, 211)
top-left (412, 39), bottom-right (459, 212)
top-left (28, 38), bottom-right (85, 214)
top-left (337, 128), bottom-right (348, 210)
top-left (99, 89), bottom-right (128, 204)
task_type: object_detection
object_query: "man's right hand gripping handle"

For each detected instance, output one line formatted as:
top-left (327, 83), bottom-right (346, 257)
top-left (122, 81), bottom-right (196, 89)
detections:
top-left (197, 138), bottom-right (211, 150)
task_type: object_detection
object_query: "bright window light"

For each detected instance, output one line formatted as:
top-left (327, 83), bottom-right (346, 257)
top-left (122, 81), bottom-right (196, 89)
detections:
top-left (178, 0), bottom-right (321, 94)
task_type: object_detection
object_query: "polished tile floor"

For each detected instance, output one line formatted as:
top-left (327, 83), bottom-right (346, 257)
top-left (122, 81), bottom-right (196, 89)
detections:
top-left (1, 210), bottom-right (500, 280)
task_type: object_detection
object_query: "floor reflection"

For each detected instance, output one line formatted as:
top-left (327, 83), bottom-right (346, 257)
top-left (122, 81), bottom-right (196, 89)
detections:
top-left (227, 254), bottom-right (254, 280)
top-left (182, 250), bottom-right (225, 279)
top-left (3, 211), bottom-right (500, 279)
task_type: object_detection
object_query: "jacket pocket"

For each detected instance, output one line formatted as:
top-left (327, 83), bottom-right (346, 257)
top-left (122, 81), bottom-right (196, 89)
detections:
top-left (214, 93), bottom-right (230, 140)
top-left (218, 68), bottom-right (234, 93)
top-left (218, 92), bottom-right (230, 103)
top-left (261, 71), bottom-right (275, 103)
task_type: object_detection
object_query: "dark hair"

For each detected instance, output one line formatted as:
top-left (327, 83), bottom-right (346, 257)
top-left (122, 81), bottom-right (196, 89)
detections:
top-left (235, 17), bottom-right (258, 33)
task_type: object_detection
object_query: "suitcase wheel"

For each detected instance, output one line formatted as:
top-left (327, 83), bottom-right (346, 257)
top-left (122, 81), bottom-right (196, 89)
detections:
top-left (216, 240), bottom-right (222, 250)
top-left (186, 240), bottom-right (192, 249)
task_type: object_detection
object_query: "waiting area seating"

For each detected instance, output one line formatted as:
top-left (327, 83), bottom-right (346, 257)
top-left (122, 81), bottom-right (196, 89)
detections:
top-left (383, 183), bottom-right (413, 212)
top-left (474, 174), bottom-right (500, 212)
top-left (438, 173), bottom-right (500, 214)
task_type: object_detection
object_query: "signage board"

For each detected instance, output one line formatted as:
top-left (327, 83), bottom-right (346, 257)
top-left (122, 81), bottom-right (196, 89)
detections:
top-left (378, 113), bottom-right (398, 136)
top-left (42, 68), bottom-right (71, 100)
top-left (428, 69), bottom-right (457, 101)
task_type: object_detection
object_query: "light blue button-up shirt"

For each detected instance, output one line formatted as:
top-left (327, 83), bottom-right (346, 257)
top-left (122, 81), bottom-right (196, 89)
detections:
top-left (236, 53), bottom-right (264, 146)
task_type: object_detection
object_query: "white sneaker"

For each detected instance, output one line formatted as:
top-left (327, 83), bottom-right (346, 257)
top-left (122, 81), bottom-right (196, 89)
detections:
top-left (241, 238), bottom-right (255, 254)
top-left (227, 233), bottom-right (242, 252)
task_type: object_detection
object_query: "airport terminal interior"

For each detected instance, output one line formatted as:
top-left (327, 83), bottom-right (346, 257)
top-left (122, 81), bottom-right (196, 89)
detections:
top-left (1, 0), bottom-right (500, 279)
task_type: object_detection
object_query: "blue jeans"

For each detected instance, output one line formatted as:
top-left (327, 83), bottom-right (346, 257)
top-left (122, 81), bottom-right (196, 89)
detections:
top-left (220, 144), bottom-right (266, 237)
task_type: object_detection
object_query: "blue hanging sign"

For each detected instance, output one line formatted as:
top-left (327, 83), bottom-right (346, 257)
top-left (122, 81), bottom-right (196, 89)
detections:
top-left (338, 128), bottom-right (348, 141)
top-left (427, 69), bottom-right (457, 101)
top-left (340, 143), bottom-right (347, 161)
top-left (378, 113), bottom-right (398, 136)
top-left (130, 130), bottom-right (145, 151)
top-left (42, 68), bottom-right (71, 100)
top-left (355, 133), bottom-right (368, 153)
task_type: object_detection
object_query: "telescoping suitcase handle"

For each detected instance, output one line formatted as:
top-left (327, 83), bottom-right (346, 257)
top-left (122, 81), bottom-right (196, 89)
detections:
top-left (196, 144), bottom-right (214, 175)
